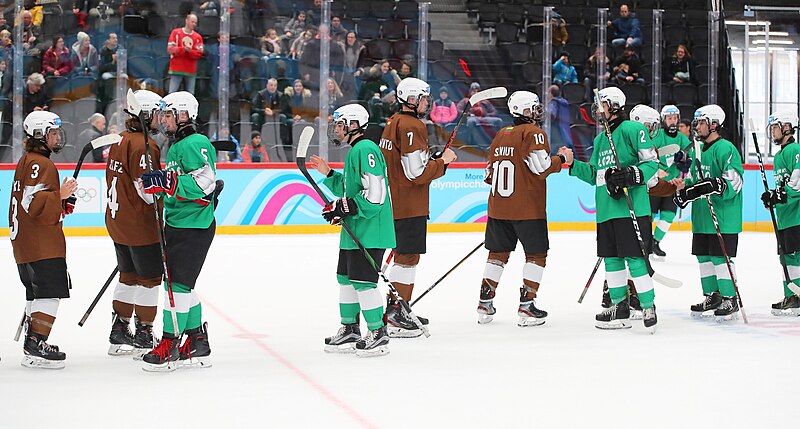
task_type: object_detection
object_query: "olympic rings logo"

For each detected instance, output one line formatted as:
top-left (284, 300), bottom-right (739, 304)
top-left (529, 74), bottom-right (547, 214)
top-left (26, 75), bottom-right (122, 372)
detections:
top-left (76, 187), bottom-right (98, 202)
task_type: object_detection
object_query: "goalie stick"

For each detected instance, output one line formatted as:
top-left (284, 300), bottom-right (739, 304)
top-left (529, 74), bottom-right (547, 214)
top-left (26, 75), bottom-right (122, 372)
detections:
top-left (443, 86), bottom-right (507, 151)
top-left (295, 126), bottom-right (429, 337)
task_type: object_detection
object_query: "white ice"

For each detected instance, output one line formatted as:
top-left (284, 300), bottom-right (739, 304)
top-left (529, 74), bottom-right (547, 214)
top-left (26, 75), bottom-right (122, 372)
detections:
top-left (0, 231), bottom-right (797, 428)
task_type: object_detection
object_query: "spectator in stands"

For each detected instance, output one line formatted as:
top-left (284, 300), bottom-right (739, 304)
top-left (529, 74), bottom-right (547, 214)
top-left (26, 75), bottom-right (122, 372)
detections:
top-left (305, 0), bottom-right (323, 26)
top-left (261, 28), bottom-right (282, 58)
top-left (0, 13), bottom-right (11, 33)
top-left (241, 131), bottom-right (270, 162)
top-left (340, 31), bottom-right (363, 73)
top-left (608, 4), bottom-right (642, 48)
top-left (200, 1), bottom-right (220, 16)
top-left (251, 78), bottom-right (289, 133)
top-left (289, 29), bottom-right (313, 60)
top-left (398, 62), bottom-right (414, 80)
top-left (284, 11), bottom-right (309, 39)
top-left (357, 60), bottom-right (400, 101)
top-left (330, 16), bottom-right (348, 43)
top-left (551, 12), bottom-right (568, 47)
top-left (97, 32), bottom-right (118, 115)
top-left (679, 119), bottom-right (691, 137)
top-left (43, 36), bottom-right (72, 77)
top-left (547, 85), bottom-right (573, 151)
top-left (367, 86), bottom-right (397, 127)
top-left (298, 25), bottom-right (345, 91)
top-left (583, 47), bottom-right (611, 98)
top-left (458, 82), bottom-right (503, 136)
top-left (167, 13), bottom-right (204, 93)
top-left (28, 1), bottom-right (44, 27)
top-left (665, 44), bottom-right (698, 85)
top-left (20, 10), bottom-right (41, 55)
top-left (0, 59), bottom-right (10, 99)
top-left (0, 29), bottom-right (13, 62)
top-left (552, 51), bottom-right (578, 85)
top-left (70, 31), bottom-right (99, 77)
top-left (430, 86), bottom-right (458, 127)
top-left (80, 113), bottom-right (106, 162)
top-left (285, 79), bottom-right (316, 122)
top-left (23, 73), bottom-right (48, 116)
top-left (612, 46), bottom-right (644, 85)
top-left (325, 77), bottom-right (344, 114)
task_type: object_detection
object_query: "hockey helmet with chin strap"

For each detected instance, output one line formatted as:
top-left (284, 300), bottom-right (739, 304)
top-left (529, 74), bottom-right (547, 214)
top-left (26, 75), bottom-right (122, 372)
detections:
top-left (594, 86), bottom-right (626, 121)
top-left (23, 111), bottom-right (66, 153)
top-left (133, 89), bottom-right (163, 134)
top-left (630, 104), bottom-right (661, 138)
top-left (692, 104), bottom-right (725, 134)
top-left (507, 91), bottom-right (543, 125)
top-left (329, 103), bottom-right (369, 146)
top-left (660, 104), bottom-right (681, 133)
top-left (396, 77), bottom-right (431, 118)
top-left (767, 111), bottom-right (798, 144)
top-left (156, 91), bottom-right (199, 136)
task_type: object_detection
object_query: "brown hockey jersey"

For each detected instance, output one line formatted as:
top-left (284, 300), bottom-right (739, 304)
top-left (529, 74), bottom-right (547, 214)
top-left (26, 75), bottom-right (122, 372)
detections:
top-left (379, 112), bottom-right (446, 219)
top-left (485, 123), bottom-right (563, 220)
top-left (105, 131), bottom-right (162, 246)
top-left (9, 151), bottom-right (66, 264)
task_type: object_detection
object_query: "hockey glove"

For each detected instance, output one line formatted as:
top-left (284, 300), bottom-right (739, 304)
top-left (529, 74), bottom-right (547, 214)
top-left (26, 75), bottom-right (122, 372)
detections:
top-left (673, 151), bottom-right (692, 174)
top-left (142, 170), bottom-right (177, 196)
top-left (322, 198), bottom-right (359, 225)
top-left (604, 168), bottom-right (624, 200)
top-left (673, 177), bottom-right (728, 209)
top-left (63, 195), bottom-right (77, 215)
top-left (605, 166), bottom-right (644, 200)
top-left (761, 187), bottom-right (787, 209)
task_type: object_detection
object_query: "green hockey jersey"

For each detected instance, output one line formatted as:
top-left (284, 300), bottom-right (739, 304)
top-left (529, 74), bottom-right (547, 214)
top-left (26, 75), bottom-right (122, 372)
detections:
top-left (685, 138), bottom-right (743, 234)
top-left (163, 132), bottom-right (217, 229)
top-left (773, 139), bottom-right (800, 231)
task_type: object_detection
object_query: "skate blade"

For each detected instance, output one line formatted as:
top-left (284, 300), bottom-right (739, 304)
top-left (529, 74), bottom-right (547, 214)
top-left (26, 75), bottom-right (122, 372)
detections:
top-left (517, 317), bottom-right (545, 327)
top-left (477, 314), bottom-right (494, 324)
top-left (108, 343), bottom-right (135, 356)
top-left (180, 356), bottom-right (212, 369)
top-left (21, 355), bottom-right (65, 370)
top-left (691, 311), bottom-right (716, 319)
top-left (771, 308), bottom-right (800, 317)
top-left (650, 255), bottom-right (665, 262)
top-left (324, 343), bottom-right (357, 354)
top-left (356, 345), bottom-right (390, 358)
top-left (595, 320), bottom-right (632, 330)
top-left (131, 347), bottom-right (151, 361)
top-left (141, 360), bottom-right (179, 373)
top-left (387, 325), bottom-right (423, 338)
top-left (715, 314), bottom-right (739, 323)
top-left (630, 311), bottom-right (643, 321)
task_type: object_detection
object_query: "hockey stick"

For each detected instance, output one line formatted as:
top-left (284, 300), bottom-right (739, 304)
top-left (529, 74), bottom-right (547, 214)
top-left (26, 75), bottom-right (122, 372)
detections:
top-left (443, 86), bottom-right (508, 151)
top-left (13, 311), bottom-right (26, 341)
top-left (750, 119), bottom-right (798, 295)
top-left (77, 267), bottom-right (120, 326)
top-left (295, 127), bottom-right (430, 337)
top-left (381, 251), bottom-right (394, 274)
top-left (72, 134), bottom-right (123, 178)
top-left (410, 241), bottom-right (484, 307)
top-left (125, 89), bottom-right (179, 335)
top-left (593, 90), bottom-right (682, 289)
top-left (577, 257), bottom-right (603, 303)
top-left (210, 140), bottom-right (237, 152)
top-left (691, 134), bottom-right (748, 323)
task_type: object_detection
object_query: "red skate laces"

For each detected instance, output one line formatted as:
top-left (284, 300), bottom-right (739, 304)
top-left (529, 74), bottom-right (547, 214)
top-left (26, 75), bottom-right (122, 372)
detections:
top-left (149, 338), bottom-right (175, 360)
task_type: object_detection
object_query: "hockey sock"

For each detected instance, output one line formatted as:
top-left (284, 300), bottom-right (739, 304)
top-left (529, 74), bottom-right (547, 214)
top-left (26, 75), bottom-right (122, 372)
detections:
top-left (482, 252), bottom-right (510, 290)
top-left (352, 281), bottom-right (384, 330)
top-left (697, 255), bottom-right (718, 294)
top-left (522, 253), bottom-right (547, 298)
top-left (186, 291), bottom-right (202, 331)
top-left (337, 274), bottom-right (360, 325)
top-left (653, 211), bottom-right (676, 242)
top-left (112, 282), bottom-right (137, 320)
top-left (604, 258), bottom-right (629, 305)
top-left (626, 257), bottom-right (654, 308)
top-left (389, 254), bottom-right (419, 302)
top-left (711, 256), bottom-right (736, 298)
top-left (133, 285), bottom-right (160, 324)
top-left (162, 282), bottom-right (191, 335)
top-left (782, 252), bottom-right (800, 297)
top-left (30, 298), bottom-right (59, 337)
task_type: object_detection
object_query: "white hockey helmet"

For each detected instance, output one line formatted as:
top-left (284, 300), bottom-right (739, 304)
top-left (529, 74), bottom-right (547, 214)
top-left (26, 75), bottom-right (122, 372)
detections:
top-left (24, 110), bottom-right (66, 153)
top-left (329, 103), bottom-right (369, 146)
top-left (507, 91), bottom-right (543, 125)
top-left (396, 77), bottom-right (431, 117)
top-left (596, 86), bottom-right (626, 113)
top-left (660, 104), bottom-right (681, 133)
top-left (767, 111), bottom-right (798, 143)
top-left (693, 104), bottom-right (725, 127)
top-left (159, 91), bottom-right (199, 122)
top-left (630, 105), bottom-right (661, 137)
top-left (133, 89), bottom-right (162, 132)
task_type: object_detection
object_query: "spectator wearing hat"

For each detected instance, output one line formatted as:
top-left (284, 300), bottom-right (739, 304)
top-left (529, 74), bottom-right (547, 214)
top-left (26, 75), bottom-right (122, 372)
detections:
top-left (551, 13), bottom-right (568, 47)
top-left (430, 86), bottom-right (458, 127)
top-left (458, 82), bottom-right (503, 137)
top-left (70, 31), bottom-right (99, 77)
top-left (241, 131), bottom-right (270, 162)
top-left (608, 4), bottom-right (642, 48)
top-left (23, 73), bottom-right (49, 116)
top-left (552, 51), bottom-right (578, 85)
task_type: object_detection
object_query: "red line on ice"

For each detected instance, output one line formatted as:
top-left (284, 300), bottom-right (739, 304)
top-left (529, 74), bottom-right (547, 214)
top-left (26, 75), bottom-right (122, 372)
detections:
top-left (200, 296), bottom-right (379, 429)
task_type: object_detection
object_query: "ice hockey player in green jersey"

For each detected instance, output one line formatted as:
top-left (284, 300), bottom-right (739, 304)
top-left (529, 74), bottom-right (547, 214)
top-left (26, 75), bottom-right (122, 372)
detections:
top-left (310, 103), bottom-right (396, 357)
top-left (673, 104), bottom-right (744, 322)
top-left (761, 111), bottom-right (800, 316)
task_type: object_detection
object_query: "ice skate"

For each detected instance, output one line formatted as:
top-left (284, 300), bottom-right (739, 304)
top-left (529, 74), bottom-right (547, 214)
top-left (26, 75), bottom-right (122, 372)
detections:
top-left (517, 288), bottom-right (546, 327)
top-left (629, 291), bottom-right (643, 320)
top-left (385, 302), bottom-right (426, 338)
top-left (108, 313), bottom-right (135, 356)
top-left (132, 317), bottom-right (157, 361)
top-left (355, 326), bottom-right (389, 357)
top-left (142, 335), bottom-right (180, 372)
top-left (714, 297), bottom-right (740, 323)
top-left (324, 323), bottom-right (360, 354)
top-left (595, 300), bottom-right (632, 330)
top-left (601, 282), bottom-right (611, 309)
top-left (179, 322), bottom-right (212, 369)
top-left (651, 240), bottom-right (666, 261)
top-left (21, 330), bottom-right (66, 370)
top-left (771, 295), bottom-right (800, 317)
top-left (690, 292), bottom-right (722, 318)
top-left (643, 305), bottom-right (657, 334)
top-left (477, 283), bottom-right (497, 324)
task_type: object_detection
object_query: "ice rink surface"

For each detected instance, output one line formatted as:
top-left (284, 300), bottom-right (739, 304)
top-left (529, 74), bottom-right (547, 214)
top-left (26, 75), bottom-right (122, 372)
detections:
top-left (0, 230), bottom-right (797, 428)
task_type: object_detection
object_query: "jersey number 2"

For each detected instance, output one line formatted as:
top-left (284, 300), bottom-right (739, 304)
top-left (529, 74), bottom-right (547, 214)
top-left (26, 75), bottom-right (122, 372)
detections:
top-left (490, 160), bottom-right (515, 197)
top-left (108, 177), bottom-right (120, 219)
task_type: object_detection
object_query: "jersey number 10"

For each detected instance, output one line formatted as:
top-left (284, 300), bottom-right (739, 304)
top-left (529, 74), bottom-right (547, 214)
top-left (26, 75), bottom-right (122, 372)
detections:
top-left (490, 159), bottom-right (515, 198)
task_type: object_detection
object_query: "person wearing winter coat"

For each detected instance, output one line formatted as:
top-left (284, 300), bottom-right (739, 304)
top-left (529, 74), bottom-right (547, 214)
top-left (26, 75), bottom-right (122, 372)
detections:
top-left (70, 31), bottom-right (99, 77)
top-left (552, 52), bottom-right (578, 85)
top-left (42, 36), bottom-right (72, 77)
top-left (430, 87), bottom-right (458, 126)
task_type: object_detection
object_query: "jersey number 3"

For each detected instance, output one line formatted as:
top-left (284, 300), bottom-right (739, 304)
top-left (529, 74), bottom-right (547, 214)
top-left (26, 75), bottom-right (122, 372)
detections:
top-left (490, 159), bottom-right (515, 198)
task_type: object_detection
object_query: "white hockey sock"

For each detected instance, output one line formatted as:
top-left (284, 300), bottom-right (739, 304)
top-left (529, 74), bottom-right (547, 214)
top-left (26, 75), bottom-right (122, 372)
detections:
top-left (483, 260), bottom-right (505, 284)
top-left (31, 298), bottom-right (60, 317)
top-left (134, 285), bottom-right (161, 307)
top-left (339, 283), bottom-right (359, 305)
top-left (522, 262), bottom-right (544, 284)
top-left (388, 264), bottom-right (416, 285)
top-left (113, 282), bottom-right (138, 305)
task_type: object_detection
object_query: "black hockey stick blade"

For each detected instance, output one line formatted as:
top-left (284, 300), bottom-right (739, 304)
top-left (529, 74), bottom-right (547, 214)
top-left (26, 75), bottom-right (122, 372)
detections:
top-left (72, 134), bottom-right (123, 178)
top-left (211, 140), bottom-right (237, 152)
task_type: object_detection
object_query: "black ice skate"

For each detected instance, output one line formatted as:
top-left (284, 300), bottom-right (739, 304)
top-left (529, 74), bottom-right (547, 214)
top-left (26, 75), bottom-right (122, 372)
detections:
top-left (132, 317), bottom-right (157, 361)
top-left (690, 291), bottom-right (722, 318)
top-left (771, 295), bottom-right (800, 317)
top-left (141, 335), bottom-right (180, 372)
top-left (385, 302), bottom-right (427, 338)
top-left (517, 287), bottom-right (547, 327)
top-left (108, 313), bottom-right (135, 356)
top-left (595, 299), bottom-right (632, 330)
top-left (22, 330), bottom-right (66, 370)
top-left (714, 296), bottom-right (740, 323)
top-left (355, 326), bottom-right (390, 357)
top-left (179, 322), bottom-right (212, 369)
top-left (477, 283), bottom-right (497, 324)
top-left (324, 323), bottom-right (361, 354)
top-left (651, 240), bottom-right (666, 260)
top-left (643, 305), bottom-right (657, 334)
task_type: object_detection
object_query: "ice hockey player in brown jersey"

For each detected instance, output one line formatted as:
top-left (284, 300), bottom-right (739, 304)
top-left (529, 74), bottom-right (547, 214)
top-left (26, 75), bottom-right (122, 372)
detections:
top-left (477, 91), bottom-right (572, 327)
top-left (379, 77), bottom-right (457, 337)
top-left (10, 111), bottom-right (78, 369)
top-left (105, 90), bottom-right (164, 359)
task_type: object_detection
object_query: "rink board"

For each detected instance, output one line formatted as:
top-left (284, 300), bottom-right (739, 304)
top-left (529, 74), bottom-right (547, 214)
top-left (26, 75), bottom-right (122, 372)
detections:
top-left (0, 163), bottom-right (776, 234)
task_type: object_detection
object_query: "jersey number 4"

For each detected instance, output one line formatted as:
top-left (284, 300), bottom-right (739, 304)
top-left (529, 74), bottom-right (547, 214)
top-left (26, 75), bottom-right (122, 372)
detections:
top-left (490, 159), bottom-right (515, 198)
top-left (108, 177), bottom-right (120, 219)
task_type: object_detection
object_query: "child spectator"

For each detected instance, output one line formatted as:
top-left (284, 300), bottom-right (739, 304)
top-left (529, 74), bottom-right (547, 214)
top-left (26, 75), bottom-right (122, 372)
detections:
top-left (241, 131), bottom-right (270, 162)
top-left (552, 51), bottom-right (578, 85)
top-left (551, 12), bottom-right (568, 47)
top-left (430, 87), bottom-right (458, 126)
top-left (612, 46), bottom-right (645, 85)
top-left (261, 28), bottom-right (282, 57)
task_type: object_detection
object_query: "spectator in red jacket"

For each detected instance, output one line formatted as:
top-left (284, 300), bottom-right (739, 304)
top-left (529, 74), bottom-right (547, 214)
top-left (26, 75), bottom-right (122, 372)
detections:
top-left (241, 131), bottom-right (270, 162)
top-left (430, 86), bottom-right (458, 126)
top-left (42, 36), bottom-right (72, 77)
top-left (457, 82), bottom-right (503, 130)
top-left (167, 13), bottom-right (204, 93)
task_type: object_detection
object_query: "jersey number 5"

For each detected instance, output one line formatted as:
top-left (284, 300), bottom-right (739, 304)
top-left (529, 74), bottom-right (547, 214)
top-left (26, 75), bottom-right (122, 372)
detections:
top-left (108, 177), bottom-right (120, 219)
top-left (490, 159), bottom-right (515, 198)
